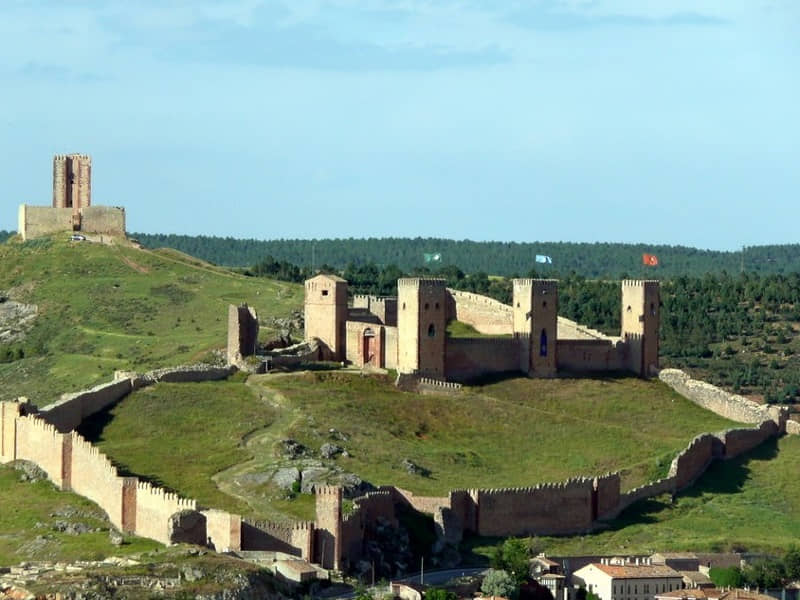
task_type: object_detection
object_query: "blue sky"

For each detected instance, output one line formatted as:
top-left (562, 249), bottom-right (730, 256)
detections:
top-left (1, 0), bottom-right (797, 249)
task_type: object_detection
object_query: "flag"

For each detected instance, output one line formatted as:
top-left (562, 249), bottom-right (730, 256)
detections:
top-left (535, 255), bottom-right (552, 264)
top-left (424, 252), bottom-right (441, 263)
top-left (642, 253), bottom-right (659, 266)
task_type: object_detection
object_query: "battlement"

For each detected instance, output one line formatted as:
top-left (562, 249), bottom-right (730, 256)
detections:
top-left (622, 279), bottom-right (660, 287)
top-left (315, 485), bottom-right (343, 498)
top-left (512, 278), bottom-right (559, 286)
top-left (418, 377), bottom-right (462, 391)
top-left (397, 277), bottom-right (447, 288)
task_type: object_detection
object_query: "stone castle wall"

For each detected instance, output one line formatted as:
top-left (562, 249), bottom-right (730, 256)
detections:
top-left (716, 421), bottom-right (778, 459)
top-left (446, 289), bottom-right (513, 335)
top-left (202, 509), bottom-right (242, 552)
top-left (471, 479), bottom-right (595, 536)
top-left (668, 433), bottom-right (717, 490)
top-left (659, 369), bottom-right (787, 427)
top-left (445, 337), bottom-right (521, 382)
top-left (556, 339), bottom-right (626, 372)
top-left (80, 206), bottom-right (125, 236)
top-left (135, 481), bottom-right (197, 544)
top-left (39, 378), bottom-right (134, 433)
top-left (240, 519), bottom-right (314, 559)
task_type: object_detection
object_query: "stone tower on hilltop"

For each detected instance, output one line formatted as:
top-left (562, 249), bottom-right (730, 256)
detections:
top-left (397, 278), bottom-right (448, 377)
top-left (53, 154), bottom-right (91, 227)
top-left (621, 280), bottom-right (660, 377)
top-left (513, 279), bottom-right (559, 376)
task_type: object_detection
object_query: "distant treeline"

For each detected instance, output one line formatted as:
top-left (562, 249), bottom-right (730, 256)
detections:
top-left (132, 233), bottom-right (800, 278)
top-left (0, 231), bottom-right (13, 244)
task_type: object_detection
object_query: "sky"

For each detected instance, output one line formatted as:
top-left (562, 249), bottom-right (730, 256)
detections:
top-left (0, 0), bottom-right (798, 250)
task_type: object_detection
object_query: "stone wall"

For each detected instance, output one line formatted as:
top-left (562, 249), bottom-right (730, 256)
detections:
top-left (227, 304), bottom-right (259, 365)
top-left (715, 421), bottom-right (778, 459)
top-left (445, 337), bottom-right (521, 382)
top-left (240, 520), bottom-right (313, 559)
top-left (614, 477), bottom-right (677, 519)
top-left (659, 369), bottom-right (787, 427)
top-left (391, 487), bottom-right (449, 515)
top-left (668, 433), bottom-right (717, 490)
top-left (556, 339), bottom-right (625, 373)
top-left (17, 205), bottom-right (73, 241)
top-left (787, 420), bottom-right (800, 435)
top-left (201, 510), bottom-right (242, 552)
top-left (14, 417), bottom-right (69, 488)
top-left (472, 479), bottom-right (595, 537)
top-left (69, 433), bottom-right (129, 532)
top-left (340, 490), bottom-right (398, 568)
top-left (446, 289), bottom-right (513, 335)
top-left (39, 378), bottom-right (133, 433)
top-left (79, 206), bottom-right (125, 236)
top-left (135, 481), bottom-right (197, 545)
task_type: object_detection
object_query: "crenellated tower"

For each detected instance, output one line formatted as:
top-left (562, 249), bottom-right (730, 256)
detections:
top-left (397, 278), bottom-right (447, 377)
top-left (304, 274), bottom-right (348, 360)
top-left (314, 485), bottom-right (342, 570)
top-left (620, 280), bottom-right (660, 377)
top-left (53, 154), bottom-right (91, 229)
top-left (513, 279), bottom-right (558, 376)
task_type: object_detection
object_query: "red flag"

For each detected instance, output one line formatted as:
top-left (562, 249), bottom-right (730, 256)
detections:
top-left (642, 253), bottom-right (659, 266)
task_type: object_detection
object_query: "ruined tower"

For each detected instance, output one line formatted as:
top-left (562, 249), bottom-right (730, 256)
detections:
top-left (513, 279), bottom-right (558, 376)
top-left (304, 274), bottom-right (348, 360)
top-left (621, 280), bottom-right (660, 377)
top-left (397, 278), bottom-right (447, 377)
top-left (53, 154), bottom-right (91, 229)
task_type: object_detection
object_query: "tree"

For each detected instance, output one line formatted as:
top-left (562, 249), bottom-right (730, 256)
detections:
top-left (490, 538), bottom-right (531, 585)
top-left (425, 588), bottom-right (457, 600)
top-left (784, 545), bottom-right (800, 580)
top-left (709, 567), bottom-right (744, 588)
top-left (482, 569), bottom-right (517, 598)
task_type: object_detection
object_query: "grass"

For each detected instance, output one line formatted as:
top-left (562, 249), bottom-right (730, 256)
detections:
top-left (0, 236), bottom-right (303, 405)
top-left (446, 320), bottom-right (508, 338)
top-left (463, 434), bottom-right (800, 559)
top-left (79, 380), bottom-right (278, 517)
top-left (0, 464), bottom-right (159, 566)
top-left (78, 371), bottom-right (740, 522)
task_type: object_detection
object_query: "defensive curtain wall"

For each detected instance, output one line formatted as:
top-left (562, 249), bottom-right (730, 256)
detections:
top-left (3, 359), bottom-right (799, 573)
top-left (304, 275), bottom-right (661, 380)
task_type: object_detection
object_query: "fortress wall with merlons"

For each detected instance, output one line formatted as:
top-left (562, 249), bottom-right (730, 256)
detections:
top-left (445, 337), bottom-right (521, 381)
top-left (445, 289), bottom-right (513, 335)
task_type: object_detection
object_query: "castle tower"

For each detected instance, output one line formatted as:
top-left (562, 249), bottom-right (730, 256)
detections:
top-left (621, 280), bottom-right (660, 377)
top-left (314, 485), bottom-right (342, 570)
top-left (53, 154), bottom-right (92, 229)
top-left (397, 278), bottom-right (447, 377)
top-left (304, 274), bottom-right (348, 360)
top-left (513, 279), bottom-right (558, 376)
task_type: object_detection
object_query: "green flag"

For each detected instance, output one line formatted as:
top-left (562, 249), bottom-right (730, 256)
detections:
top-left (424, 252), bottom-right (442, 263)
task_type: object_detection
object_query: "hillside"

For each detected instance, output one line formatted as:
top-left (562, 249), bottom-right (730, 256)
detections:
top-left (0, 236), bottom-right (303, 405)
top-left (80, 372), bottom-right (739, 523)
top-left (131, 233), bottom-right (800, 278)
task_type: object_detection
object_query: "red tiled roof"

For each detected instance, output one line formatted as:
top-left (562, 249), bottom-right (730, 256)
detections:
top-left (591, 563), bottom-right (682, 579)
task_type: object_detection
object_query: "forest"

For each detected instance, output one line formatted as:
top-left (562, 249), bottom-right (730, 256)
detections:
top-left (129, 233), bottom-right (800, 278)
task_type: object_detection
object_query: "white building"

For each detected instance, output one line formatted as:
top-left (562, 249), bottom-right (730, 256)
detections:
top-left (573, 558), bottom-right (684, 600)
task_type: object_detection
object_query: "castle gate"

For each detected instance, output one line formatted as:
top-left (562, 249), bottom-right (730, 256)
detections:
top-left (363, 328), bottom-right (377, 366)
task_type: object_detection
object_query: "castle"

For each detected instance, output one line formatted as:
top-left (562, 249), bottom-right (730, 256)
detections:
top-left (17, 154), bottom-right (126, 241)
top-left (304, 275), bottom-right (660, 380)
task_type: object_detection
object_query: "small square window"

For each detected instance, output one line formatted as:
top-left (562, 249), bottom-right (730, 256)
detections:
top-left (321, 290), bottom-right (329, 296)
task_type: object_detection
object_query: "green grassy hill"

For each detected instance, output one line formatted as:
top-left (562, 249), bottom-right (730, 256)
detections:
top-left (0, 236), bottom-right (303, 405)
top-left (82, 372), bottom-right (739, 523)
top-left (466, 435), bottom-right (800, 558)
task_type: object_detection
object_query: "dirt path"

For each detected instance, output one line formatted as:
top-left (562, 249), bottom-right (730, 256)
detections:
top-left (211, 376), bottom-right (308, 522)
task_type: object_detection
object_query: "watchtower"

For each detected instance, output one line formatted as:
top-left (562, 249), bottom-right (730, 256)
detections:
top-left (304, 274), bottom-right (348, 360)
top-left (621, 280), bottom-right (660, 377)
top-left (397, 278), bottom-right (447, 377)
top-left (53, 154), bottom-right (91, 229)
top-left (513, 279), bottom-right (558, 376)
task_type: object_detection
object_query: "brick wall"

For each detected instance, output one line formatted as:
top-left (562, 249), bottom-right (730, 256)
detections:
top-left (445, 337), bottom-right (521, 382)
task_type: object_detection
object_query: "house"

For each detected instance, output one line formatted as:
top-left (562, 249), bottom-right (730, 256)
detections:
top-left (572, 558), bottom-right (684, 600)
top-left (654, 588), bottom-right (774, 600)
